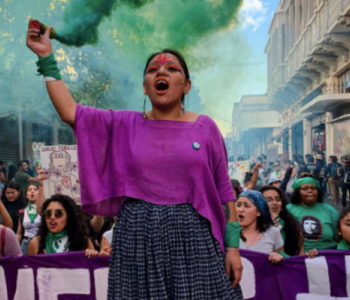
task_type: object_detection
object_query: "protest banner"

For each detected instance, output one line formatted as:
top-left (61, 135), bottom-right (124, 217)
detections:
top-left (40, 145), bottom-right (80, 204)
top-left (1, 250), bottom-right (350, 299)
top-left (229, 161), bottom-right (251, 185)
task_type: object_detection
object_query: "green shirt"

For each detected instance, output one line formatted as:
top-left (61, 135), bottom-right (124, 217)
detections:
top-left (337, 239), bottom-right (350, 250)
top-left (14, 171), bottom-right (31, 193)
top-left (287, 202), bottom-right (339, 252)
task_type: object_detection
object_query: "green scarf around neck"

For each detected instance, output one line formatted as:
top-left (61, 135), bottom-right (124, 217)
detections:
top-left (27, 203), bottom-right (38, 223)
top-left (337, 239), bottom-right (350, 251)
top-left (45, 229), bottom-right (69, 254)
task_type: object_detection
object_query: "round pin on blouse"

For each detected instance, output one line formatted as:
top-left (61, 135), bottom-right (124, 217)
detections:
top-left (192, 142), bottom-right (200, 150)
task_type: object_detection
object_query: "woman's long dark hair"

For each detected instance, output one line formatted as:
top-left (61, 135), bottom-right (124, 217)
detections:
top-left (1, 182), bottom-right (26, 215)
top-left (290, 173), bottom-right (323, 205)
top-left (37, 195), bottom-right (89, 254)
top-left (260, 186), bottom-right (303, 256)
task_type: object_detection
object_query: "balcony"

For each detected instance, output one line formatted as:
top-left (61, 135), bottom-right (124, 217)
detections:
top-left (269, 0), bottom-right (350, 108)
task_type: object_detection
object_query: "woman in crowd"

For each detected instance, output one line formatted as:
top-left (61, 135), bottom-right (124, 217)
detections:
top-left (235, 190), bottom-right (284, 263)
top-left (260, 186), bottom-right (302, 256)
top-left (27, 26), bottom-right (243, 299)
top-left (17, 182), bottom-right (44, 254)
top-left (1, 183), bottom-right (26, 236)
top-left (0, 196), bottom-right (21, 256)
top-left (260, 185), bottom-right (317, 258)
top-left (27, 194), bottom-right (97, 256)
top-left (287, 173), bottom-right (339, 252)
top-left (337, 207), bottom-right (350, 250)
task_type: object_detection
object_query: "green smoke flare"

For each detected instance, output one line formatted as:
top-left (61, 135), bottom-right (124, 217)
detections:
top-left (54, 0), bottom-right (243, 48)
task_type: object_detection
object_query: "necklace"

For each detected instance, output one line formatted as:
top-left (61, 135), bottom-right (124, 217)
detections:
top-left (245, 231), bottom-right (261, 249)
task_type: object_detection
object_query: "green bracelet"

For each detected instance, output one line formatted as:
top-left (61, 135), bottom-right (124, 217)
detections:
top-left (224, 221), bottom-right (241, 248)
top-left (36, 53), bottom-right (62, 80)
top-left (278, 251), bottom-right (289, 258)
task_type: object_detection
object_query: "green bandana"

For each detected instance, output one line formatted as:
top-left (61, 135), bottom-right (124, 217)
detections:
top-left (337, 239), bottom-right (350, 251)
top-left (27, 203), bottom-right (38, 223)
top-left (292, 177), bottom-right (320, 190)
top-left (45, 229), bottom-right (69, 254)
top-left (36, 54), bottom-right (62, 80)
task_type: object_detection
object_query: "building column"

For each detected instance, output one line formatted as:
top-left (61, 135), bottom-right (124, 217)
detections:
top-left (309, 0), bottom-right (314, 20)
top-left (285, 10), bottom-right (290, 54)
top-left (295, 0), bottom-right (301, 40)
top-left (288, 127), bottom-right (293, 157)
top-left (289, 4), bottom-right (295, 50)
top-left (325, 112), bottom-right (334, 158)
top-left (303, 117), bottom-right (312, 155)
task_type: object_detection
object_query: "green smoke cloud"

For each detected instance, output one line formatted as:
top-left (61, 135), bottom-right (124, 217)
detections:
top-left (55, 0), bottom-right (243, 49)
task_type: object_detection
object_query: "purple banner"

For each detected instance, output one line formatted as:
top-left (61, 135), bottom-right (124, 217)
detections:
top-left (1, 250), bottom-right (350, 299)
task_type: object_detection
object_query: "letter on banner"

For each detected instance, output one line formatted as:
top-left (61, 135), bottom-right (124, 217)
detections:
top-left (0, 266), bottom-right (8, 300)
top-left (345, 255), bottom-right (350, 296)
top-left (94, 268), bottom-right (109, 300)
top-left (37, 268), bottom-right (90, 300)
top-left (240, 257), bottom-right (256, 299)
top-left (13, 269), bottom-right (35, 300)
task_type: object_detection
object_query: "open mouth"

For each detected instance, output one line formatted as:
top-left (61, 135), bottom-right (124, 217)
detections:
top-left (238, 214), bottom-right (244, 221)
top-left (271, 207), bottom-right (279, 212)
top-left (49, 221), bottom-right (57, 228)
top-left (154, 77), bottom-right (169, 94)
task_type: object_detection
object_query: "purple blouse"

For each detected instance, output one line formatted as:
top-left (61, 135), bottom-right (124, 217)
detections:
top-left (74, 104), bottom-right (235, 252)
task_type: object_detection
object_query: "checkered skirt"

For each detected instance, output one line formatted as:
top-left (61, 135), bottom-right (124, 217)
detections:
top-left (107, 199), bottom-right (243, 299)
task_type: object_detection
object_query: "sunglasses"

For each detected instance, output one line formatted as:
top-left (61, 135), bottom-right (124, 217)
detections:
top-left (42, 209), bottom-right (65, 219)
top-left (274, 165), bottom-right (279, 167)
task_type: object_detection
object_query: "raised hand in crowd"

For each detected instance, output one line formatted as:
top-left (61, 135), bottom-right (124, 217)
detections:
top-left (246, 162), bottom-right (262, 191)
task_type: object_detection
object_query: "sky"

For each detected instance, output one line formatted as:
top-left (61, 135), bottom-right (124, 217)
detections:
top-left (201, 0), bottom-right (279, 136)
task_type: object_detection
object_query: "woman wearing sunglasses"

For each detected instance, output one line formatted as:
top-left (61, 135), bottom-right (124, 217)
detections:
top-left (27, 194), bottom-right (97, 257)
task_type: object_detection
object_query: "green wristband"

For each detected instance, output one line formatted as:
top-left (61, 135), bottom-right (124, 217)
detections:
top-left (278, 251), bottom-right (289, 258)
top-left (36, 53), bottom-right (62, 80)
top-left (224, 221), bottom-right (241, 248)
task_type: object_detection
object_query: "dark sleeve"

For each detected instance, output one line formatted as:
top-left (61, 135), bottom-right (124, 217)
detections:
top-left (280, 167), bottom-right (293, 192)
top-left (324, 164), bottom-right (330, 177)
top-left (339, 165), bottom-right (344, 176)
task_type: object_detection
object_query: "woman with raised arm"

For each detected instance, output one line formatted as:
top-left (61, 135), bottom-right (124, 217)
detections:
top-left (27, 27), bottom-right (243, 299)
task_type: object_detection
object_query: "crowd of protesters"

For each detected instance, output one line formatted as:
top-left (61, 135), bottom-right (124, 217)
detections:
top-left (0, 164), bottom-right (114, 258)
top-left (230, 151), bottom-right (350, 260)
top-left (1, 152), bottom-right (350, 259)
top-left (0, 26), bottom-right (349, 299)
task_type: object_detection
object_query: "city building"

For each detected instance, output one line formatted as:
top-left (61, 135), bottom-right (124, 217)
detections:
top-left (266, 0), bottom-right (350, 159)
top-left (232, 94), bottom-right (281, 161)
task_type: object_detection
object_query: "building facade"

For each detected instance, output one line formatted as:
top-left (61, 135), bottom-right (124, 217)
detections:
top-left (266, 0), bottom-right (350, 160)
top-left (232, 95), bottom-right (281, 161)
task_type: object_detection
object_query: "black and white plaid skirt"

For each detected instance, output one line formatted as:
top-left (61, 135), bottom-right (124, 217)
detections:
top-left (107, 199), bottom-right (243, 300)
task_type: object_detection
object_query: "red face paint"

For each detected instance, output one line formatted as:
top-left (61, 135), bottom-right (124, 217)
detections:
top-left (154, 53), bottom-right (173, 65)
top-left (146, 54), bottom-right (183, 75)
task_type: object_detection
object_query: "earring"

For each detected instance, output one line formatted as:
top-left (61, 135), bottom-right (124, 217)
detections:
top-left (143, 96), bottom-right (147, 119)
top-left (180, 101), bottom-right (185, 116)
